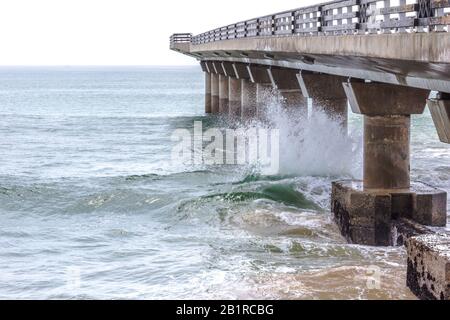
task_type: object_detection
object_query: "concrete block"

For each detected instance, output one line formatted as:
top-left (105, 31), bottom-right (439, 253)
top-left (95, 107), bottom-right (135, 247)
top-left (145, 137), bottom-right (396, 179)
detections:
top-left (331, 180), bottom-right (448, 246)
top-left (331, 180), bottom-right (392, 246)
top-left (406, 234), bottom-right (450, 300)
top-left (413, 190), bottom-right (447, 227)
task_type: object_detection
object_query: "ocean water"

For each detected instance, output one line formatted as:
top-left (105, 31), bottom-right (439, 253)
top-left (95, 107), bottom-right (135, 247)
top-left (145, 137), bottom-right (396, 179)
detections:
top-left (0, 66), bottom-right (448, 300)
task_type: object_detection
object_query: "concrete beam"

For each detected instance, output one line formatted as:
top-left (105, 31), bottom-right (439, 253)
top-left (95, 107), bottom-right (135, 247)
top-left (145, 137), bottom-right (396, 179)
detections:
top-left (268, 68), bottom-right (308, 112)
top-left (298, 73), bottom-right (348, 127)
top-left (219, 75), bottom-right (229, 114)
top-left (205, 61), bottom-right (215, 74)
top-left (232, 63), bottom-right (251, 80)
top-left (222, 62), bottom-right (236, 78)
top-left (428, 94), bottom-right (450, 143)
top-left (241, 79), bottom-right (257, 119)
top-left (212, 61), bottom-right (225, 75)
top-left (247, 65), bottom-right (271, 85)
top-left (183, 33), bottom-right (450, 93)
top-left (200, 61), bottom-right (209, 73)
top-left (211, 73), bottom-right (220, 114)
top-left (268, 68), bottom-right (300, 90)
top-left (229, 77), bottom-right (242, 118)
top-left (205, 72), bottom-right (212, 113)
top-left (344, 82), bottom-right (429, 116)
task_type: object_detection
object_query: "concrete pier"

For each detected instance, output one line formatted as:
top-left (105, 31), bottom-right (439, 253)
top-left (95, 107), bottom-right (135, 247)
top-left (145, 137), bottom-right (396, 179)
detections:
top-left (171, 2), bottom-right (450, 297)
top-left (204, 72), bottom-right (212, 113)
top-left (241, 79), bottom-right (257, 119)
top-left (268, 68), bottom-right (307, 113)
top-left (228, 77), bottom-right (241, 118)
top-left (364, 115), bottom-right (410, 190)
top-left (211, 73), bottom-right (219, 114)
top-left (331, 82), bottom-right (447, 246)
top-left (297, 73), bottom-right (348, 128)
top-left (219, 75), bottom-right (229, 114)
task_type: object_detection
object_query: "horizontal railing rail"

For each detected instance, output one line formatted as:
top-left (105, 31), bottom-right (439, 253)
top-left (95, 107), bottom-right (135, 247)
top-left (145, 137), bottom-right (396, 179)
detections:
top-left (170, 33), bottom-right (193, 44)
top-left (171, 0), bottom-right (450, 46)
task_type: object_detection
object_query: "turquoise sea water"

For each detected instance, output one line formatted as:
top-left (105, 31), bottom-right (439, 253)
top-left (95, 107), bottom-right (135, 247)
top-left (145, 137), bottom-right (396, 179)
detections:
top-left (0, 66), bottom-right (448, 299)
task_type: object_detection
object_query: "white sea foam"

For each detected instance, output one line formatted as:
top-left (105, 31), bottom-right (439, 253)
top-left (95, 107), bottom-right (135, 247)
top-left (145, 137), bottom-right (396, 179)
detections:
top-left (237, 92), bottom-right (363, 178)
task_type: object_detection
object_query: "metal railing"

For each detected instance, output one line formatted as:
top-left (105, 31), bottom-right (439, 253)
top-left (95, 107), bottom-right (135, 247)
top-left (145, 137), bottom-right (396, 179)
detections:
top-left (179, 0), bottom-right (450, 45)
top-left (170, 33), bottom-right (193, 44)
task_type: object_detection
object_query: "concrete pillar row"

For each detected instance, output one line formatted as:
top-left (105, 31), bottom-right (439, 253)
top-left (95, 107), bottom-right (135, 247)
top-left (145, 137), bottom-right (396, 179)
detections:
top-left (297, 73), bottom-right (349, 129)
top-left (268, 68), bottom-right (308, 114)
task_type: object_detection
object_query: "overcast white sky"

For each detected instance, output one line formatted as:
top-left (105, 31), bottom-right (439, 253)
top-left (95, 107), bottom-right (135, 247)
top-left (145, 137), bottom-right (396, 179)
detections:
top-left (0, 0), bottom-right (317, 65)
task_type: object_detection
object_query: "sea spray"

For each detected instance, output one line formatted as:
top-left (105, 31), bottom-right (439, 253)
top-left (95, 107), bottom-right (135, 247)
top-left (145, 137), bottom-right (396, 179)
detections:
top-left (226, 92), bottom-right (363, 178)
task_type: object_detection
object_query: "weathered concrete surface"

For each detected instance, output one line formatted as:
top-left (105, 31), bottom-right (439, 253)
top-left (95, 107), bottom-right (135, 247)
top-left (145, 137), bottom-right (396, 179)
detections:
top-left (222, 62), bottom-right (236, 78)
top-left (229, 77), bottom-right (241, 118)
top-left (212, 61), bottom-right (225, 75)
top-left (232, 63), bottom-right (251, 80)
top-left (268, 68), bottom-right (307, 112)
top-left (331, 180), bottom-right (447, 246)
top-left (364, 115), bottom-right (411, 190)
top-left (344, 82), bottom-right (429, 116)
top-left (406, 234), bottom-right (450, 300)
top-left (248, 65), bottom-right (271, 85)
top-left (211, 73), bottom-right (219, 114)
top-left (219, 75), bottom-right (229, 114)
top-left (428, 97), bottom-right (450, 143)
top-left (298, 73), bottom-right (348, 128)
top-left (204, 72), bottom-right (211, 113)
top-left (173, 33), bottom-right (450, 93)
top-left (343, 82), bottom-right (430, 190)
top-left (241, 79), bottom-right (257, 119)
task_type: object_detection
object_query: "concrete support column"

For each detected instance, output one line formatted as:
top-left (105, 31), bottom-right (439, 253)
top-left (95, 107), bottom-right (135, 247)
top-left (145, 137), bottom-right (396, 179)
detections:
top-left (211, 73), bottom-right (220, 114)
top-left (364, 115), bottom-right (410, 190)
top-left (229, 77), bottom-right (242, 118)
top-left (247, 65), bottom-right (272, 119)
top-left (268, 68), bottom-right (307, 114)
top-left (219, 75), bottom-right (229, 114)
top-left (241, 79), bottom-right (257, 119)
top-left (344, 82), bottom-right (429, 190)
top-left (428, 92), bottom-right (450, 143)
top-left (204, 72), bottom-right (212, 113)
top-left (200, 61), bottom-right (212, 114)
top-left (331, 82), bottom-right (447, 248)
top-left (297, 73), bottom-right (348, 128)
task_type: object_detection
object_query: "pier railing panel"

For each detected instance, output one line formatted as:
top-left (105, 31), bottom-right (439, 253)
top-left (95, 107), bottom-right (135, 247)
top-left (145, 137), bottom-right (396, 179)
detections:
top-left (181, 0), bottom-right (449, 45)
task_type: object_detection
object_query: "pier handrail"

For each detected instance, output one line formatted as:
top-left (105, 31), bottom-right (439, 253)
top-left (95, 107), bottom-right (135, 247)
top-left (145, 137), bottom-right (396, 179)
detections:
top-left (170, 33), bottom-right (193, 44)
top-left (175, 0), bottom-right (449, 45)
